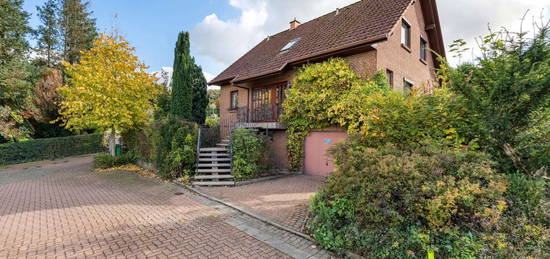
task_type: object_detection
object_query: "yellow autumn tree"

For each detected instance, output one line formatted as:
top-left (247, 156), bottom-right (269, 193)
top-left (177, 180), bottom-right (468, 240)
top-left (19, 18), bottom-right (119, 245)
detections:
top-left (57, 34), bottom-right (160, 155)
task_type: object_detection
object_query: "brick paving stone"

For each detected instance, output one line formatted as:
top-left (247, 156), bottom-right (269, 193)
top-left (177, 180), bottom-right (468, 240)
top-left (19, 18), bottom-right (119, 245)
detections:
top-left (0, 156), bottom-right (293, 258)
top-left (198, 174), bottom-right (325, 232)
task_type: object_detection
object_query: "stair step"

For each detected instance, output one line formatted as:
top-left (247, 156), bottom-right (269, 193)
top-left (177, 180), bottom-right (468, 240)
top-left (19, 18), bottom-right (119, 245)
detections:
top-left (199, 152), bottom-right (229, 157)
top-left (198, 157), bottom-right (231, 162)
top-left (193, 175), bottom-right (234, 180)
top-left (192, 181), bottom-right (235, 186)
top-left (200, 147), bottom-right (227, 152)
top-left (196, 168), bottom-right (232, 173)
top-left (197, 163), bottom-right (231, 168)
top-left (217, 143), bottom-right (229, 147)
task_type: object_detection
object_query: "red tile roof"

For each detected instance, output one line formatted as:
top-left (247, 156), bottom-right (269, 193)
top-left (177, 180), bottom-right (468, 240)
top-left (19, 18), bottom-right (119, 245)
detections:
top-left (210, 0), bottom-right (413, 85)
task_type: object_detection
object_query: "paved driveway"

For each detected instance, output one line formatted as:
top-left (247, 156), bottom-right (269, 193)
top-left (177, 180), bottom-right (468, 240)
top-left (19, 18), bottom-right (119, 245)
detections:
top-left (198, 175), bottom-right (325, 232)
top-left (0, 156), bottom-right (331, 258)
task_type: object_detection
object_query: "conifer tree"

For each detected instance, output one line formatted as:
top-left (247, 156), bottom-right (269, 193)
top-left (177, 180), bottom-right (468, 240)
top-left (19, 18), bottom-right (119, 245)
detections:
top-left (0, 0), bottom-right (32, 141)
top-left (61, 0), bottom-right (97, 64)
top-left (35, 0), bottom-right (61, 67)
top-left (191, 62), bottom-right (208, 124)
top-left (170, 32), bottom-right (193, 120)
top-left (0, 0), bottom-right (30, 65)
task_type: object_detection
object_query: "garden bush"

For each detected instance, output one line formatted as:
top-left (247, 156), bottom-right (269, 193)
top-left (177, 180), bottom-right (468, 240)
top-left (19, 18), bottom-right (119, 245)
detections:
top-left (230, 128), bottom-right (266, 181)
top-left (152, 117), bottom-right (197, 180)
top-left (93, 152), bottom-right (138, 169)
top-left (0, 133), bottom-right (104, 166)
top-left (309, 139), bottom-right (510, 257)
top-left (441, 24), bottom-right (550, 173)
top-left (282, 58), bottom-right (475, 170)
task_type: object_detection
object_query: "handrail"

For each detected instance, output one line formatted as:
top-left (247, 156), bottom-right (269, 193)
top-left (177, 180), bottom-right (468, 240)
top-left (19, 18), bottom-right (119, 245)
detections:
top-left (195, 126), bottom-right (202, 174)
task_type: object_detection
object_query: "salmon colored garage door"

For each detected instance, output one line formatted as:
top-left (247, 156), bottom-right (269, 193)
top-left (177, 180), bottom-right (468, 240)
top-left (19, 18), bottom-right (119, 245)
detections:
top-left (304, 130), bottom-right (348, 176)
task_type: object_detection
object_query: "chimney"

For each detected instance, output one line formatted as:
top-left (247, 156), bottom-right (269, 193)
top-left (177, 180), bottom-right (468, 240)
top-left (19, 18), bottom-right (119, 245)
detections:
top-left (290, 18), bottom-right (301, 30)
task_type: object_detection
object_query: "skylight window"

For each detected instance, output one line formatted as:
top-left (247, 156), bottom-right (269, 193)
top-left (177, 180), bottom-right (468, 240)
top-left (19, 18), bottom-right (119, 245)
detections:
top-left (281, 38), bottom-right (301, 52)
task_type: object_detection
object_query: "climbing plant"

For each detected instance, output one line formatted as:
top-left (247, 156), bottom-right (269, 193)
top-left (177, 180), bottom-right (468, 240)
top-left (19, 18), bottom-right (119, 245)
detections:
top-left (281, 58), bottom-right (389, 170)
top-left (282, 58), bottom-right (474, 170)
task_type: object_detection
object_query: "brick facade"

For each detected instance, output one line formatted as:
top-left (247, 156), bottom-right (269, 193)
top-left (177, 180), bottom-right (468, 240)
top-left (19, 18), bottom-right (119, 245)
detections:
top-left (215, 0), bottom-right (442, 170)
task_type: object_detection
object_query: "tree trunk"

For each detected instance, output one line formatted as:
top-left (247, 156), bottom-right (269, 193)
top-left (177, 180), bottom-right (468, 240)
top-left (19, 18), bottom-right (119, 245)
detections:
top-left (109, 127), bottom-right (116, 156)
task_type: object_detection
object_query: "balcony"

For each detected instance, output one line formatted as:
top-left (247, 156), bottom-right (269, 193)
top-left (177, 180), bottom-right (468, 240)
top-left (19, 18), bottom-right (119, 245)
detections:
top-left (220, 104), bottom-right (286, 137)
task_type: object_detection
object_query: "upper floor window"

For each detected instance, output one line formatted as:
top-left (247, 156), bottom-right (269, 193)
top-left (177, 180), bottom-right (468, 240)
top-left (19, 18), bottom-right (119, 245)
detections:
top-left (401, 19), bottom-right (411, 49)
top-left (230, 90), bottom-right (239, 109)
top-left (386, 69), bottom-right (394, 88)
top-left (420, 37), bottom-right (427, 61)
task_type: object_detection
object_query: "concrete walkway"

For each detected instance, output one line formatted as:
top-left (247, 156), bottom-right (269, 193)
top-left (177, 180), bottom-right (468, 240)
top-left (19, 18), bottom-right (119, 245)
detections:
top-left (0, 156), bottom-right (333, 258)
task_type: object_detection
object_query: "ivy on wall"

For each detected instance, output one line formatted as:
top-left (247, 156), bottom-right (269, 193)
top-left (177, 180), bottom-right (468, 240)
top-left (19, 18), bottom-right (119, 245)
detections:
top-left (281, 58), bottom-right (390, 170)
top-left (282, 58), bottom-right (473, 171)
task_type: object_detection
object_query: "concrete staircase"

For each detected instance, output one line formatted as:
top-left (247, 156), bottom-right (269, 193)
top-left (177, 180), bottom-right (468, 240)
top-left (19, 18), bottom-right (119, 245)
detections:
top-left (192, 139), bottom-right (235, 186)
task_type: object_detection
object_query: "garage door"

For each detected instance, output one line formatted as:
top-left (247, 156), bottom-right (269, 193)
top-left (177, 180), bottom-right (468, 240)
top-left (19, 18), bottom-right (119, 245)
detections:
top-left (304, 130), bottom-right (348, 176)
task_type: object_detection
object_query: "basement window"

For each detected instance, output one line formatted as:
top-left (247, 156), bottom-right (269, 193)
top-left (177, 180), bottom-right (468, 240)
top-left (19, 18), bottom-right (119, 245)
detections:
top-left (281, 38), bottom-right (301, 52)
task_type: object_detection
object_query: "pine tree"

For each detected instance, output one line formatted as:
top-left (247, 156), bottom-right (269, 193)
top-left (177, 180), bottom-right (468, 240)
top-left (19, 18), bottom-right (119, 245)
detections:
top-left (35, 0), bottom-right (61, 67)
top-left (0, 0), bottom-right (32, 141)
top-left (170, 32), bottom-right (193, 120)
top-left (61, 0), bottom-right (97, 64)
top-left (191, 61), bottom-right (208, 124)
top-left (0, 0), bottom-right (30, 65)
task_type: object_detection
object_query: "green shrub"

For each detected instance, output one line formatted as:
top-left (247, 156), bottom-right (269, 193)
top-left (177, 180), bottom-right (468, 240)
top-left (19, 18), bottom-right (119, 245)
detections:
top-left (0, 133), bottom-right (104, 166)
top-left (93, 152), bottom-right (138, 169)
top-left (152, 117), bottom-right (197, 180)
top-left (309, 139), bottom-right (508, 257)
top-left (515, 107), bottom-right (550, 173)
top-left (231, 128), bottom-right (266, 181)
top-left (122, 128), bottom-right (154, 162)
top-left (441, 25), bottom-right (550, 173)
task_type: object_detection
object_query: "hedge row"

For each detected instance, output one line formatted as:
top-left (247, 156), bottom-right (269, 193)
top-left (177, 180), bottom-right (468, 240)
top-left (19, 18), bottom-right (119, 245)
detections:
top-left (0, 134), bottom-right (104, 166)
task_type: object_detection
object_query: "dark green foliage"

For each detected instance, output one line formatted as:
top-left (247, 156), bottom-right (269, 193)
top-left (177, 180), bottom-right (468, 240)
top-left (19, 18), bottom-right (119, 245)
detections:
top-left (515, 107), bottom-right (550, 173)
top-left (121, 127), bottom-right (154, 162)
top-left (230, 128), bottom-right (266, 181)
top-left (153, 88), bottom-right (172, 120)
top-left (35, 0), bottom-right (61, 67)
top-left (0, 0), bottom-right (33, 141)
top-left (93, 152), bottom-right (137, 169)
top-left (0, 0), bottom-right (30, 65)
top-left (61, 0), bottom-right (97, 64)
top-left (152, 117), bottom-right (197, 179)
top-left (309, 140), bottom-right (509, 257)
top-left (191, 63), bottom-right (208, 124)
top-left (0, 133), bottom-right (103, 166)
top-left (442, 24), bottom-right (550, 172)
top-left (170, 32), bottom-right (193, 120)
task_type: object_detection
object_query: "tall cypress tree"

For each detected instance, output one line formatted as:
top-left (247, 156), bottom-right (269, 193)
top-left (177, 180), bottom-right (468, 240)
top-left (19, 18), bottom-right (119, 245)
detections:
top-left (170, 32), bottom-right (193, 120)
top-left (61, 0), bottom-right (97, 64)
top-left (35, 0), bottom-right (61, 67)
top-left (191, 61), bottom-right (208, 124)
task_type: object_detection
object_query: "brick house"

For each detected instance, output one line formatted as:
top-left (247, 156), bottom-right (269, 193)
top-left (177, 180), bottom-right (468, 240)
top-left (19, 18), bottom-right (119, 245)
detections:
top-left (206, 0), bottom-right (445, 177)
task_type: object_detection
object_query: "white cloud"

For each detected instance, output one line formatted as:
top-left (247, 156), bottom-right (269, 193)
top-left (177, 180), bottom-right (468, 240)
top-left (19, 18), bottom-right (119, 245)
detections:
top-left (193, 0), bottom-right (550, 70)
top-left (192, 0), bottom-right (358, 66)
top-left (438, 0), bottom-right (549, 65)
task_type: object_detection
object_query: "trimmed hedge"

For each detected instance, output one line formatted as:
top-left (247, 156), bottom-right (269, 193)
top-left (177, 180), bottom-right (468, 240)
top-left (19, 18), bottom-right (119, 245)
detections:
top-left (0, 134), bottom-right (104, 166)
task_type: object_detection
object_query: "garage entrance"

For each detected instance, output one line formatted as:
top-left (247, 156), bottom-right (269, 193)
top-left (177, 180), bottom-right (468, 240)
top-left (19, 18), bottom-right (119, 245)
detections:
top-left (304, 129), bottom-right (348, 176)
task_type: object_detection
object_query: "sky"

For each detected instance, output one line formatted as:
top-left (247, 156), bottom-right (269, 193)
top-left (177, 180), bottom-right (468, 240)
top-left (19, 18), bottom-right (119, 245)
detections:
top-left (22, 0), bottom-right (550, 83)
